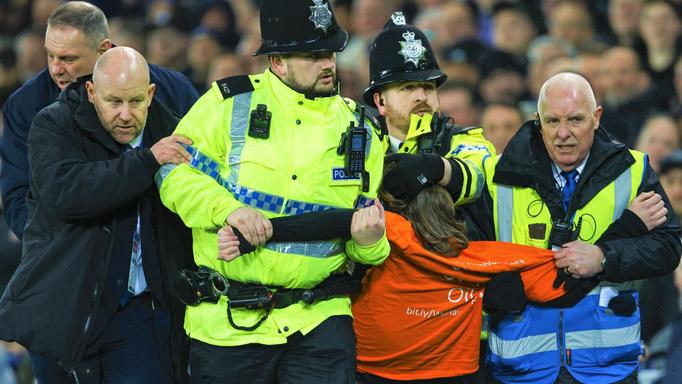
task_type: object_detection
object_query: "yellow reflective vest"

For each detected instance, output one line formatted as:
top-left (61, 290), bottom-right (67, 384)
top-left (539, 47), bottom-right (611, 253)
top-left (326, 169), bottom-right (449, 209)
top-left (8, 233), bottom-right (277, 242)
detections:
top-left (159, 70), bottom-right (389, 346)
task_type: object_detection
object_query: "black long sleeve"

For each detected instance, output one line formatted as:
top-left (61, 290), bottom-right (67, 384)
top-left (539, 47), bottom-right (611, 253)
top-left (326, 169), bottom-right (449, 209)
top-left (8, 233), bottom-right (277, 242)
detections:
top-left (234, 209), bottom-right (354, 253)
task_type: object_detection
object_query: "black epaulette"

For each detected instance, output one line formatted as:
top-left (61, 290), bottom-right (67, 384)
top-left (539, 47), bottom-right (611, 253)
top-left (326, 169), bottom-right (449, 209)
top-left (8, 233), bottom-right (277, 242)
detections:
top-left (359, 104), bottom-right (381, 129)
top-left (216, 75), bottom-right (254, 99)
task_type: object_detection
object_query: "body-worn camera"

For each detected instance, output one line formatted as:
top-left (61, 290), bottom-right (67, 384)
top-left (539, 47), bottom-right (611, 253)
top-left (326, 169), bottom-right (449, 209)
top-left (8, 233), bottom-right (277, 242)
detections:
top-left (248, 104), bottom-right (271, 138)
top-left (418, 112), bottom-right (442, 155)
top-left (175, 268), bottom-right (230, 306)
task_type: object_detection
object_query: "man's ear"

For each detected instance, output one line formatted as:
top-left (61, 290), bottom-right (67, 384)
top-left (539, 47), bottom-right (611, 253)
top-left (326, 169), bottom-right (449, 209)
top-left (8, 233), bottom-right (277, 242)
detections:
top-left (593, 106), bottom-right (603, 130)
top-left (534, 112), bottom-right (541, 129)
top-left (269, 55), bottom-right (287, 77)
top-left (373, 92), bottom-right (386, 115)
top-left (97, 39), bottom-right (112, 55)
top-left (147, 83), bottom-right (156, 107)
top-left (85, 81), bottom-right (96, 103)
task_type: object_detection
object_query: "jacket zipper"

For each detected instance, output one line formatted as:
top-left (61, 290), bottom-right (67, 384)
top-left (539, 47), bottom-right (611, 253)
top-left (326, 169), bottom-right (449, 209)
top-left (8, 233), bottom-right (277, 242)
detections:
top-left (559, 308), bottom-right (565, 367)
top-left (64, 224), bottom-right (113, 373)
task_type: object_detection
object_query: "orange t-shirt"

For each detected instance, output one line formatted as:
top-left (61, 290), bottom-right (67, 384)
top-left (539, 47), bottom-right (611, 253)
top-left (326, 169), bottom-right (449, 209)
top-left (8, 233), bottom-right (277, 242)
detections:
top-left (352, 211), bottom-right (565, 380)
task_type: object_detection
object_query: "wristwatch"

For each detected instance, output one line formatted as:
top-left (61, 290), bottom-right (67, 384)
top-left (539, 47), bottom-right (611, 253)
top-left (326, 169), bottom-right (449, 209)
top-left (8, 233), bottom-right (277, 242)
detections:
top-left (600, 255), bottom-right (607, 271)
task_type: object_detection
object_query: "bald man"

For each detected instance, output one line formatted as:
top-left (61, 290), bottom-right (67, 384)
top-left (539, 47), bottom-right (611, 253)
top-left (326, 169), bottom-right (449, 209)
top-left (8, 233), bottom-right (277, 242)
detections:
top-left (0, 47), bottom-right (195, 383)
top-left (459, 72), bottom-right (681, 383)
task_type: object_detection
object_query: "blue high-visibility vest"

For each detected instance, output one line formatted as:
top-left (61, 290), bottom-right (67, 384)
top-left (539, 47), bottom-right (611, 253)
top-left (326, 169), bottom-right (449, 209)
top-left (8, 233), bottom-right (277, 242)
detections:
top-left (486, 150), bottom-right (646, 384)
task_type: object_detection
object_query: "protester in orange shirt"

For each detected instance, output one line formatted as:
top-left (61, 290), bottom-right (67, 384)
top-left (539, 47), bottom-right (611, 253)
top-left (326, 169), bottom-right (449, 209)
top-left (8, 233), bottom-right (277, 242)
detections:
top-left (215, 165), bottom-right (665, 384)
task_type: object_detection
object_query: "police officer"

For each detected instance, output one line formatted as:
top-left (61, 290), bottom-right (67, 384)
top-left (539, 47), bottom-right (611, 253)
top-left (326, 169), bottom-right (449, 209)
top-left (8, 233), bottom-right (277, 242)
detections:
top-left (157, 0), bottom-right (388, 382)
top-left (364, 12), bottom-right (495, 206)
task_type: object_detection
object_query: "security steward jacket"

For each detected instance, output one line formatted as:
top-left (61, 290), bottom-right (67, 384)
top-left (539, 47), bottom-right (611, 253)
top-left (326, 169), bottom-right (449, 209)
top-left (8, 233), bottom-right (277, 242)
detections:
top-left (463, 121), bottom-right (682, 384)
top-left (0, 79), bottom-right (194, 381)
top-left (382, 112), bottom-right (494, 206)
top-left (158, 70), bottom-right (390, 346)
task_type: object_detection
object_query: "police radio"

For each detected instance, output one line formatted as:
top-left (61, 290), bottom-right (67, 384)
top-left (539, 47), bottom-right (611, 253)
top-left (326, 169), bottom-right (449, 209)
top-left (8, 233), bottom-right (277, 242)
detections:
top-left (417, 112), bottom-right (455, 156)
top-left (337, 106), bottom-right (370, 192)
top-left (548, 216), bottom-right (582, 251)
top-left (248, 104), bottom-right (271, 138)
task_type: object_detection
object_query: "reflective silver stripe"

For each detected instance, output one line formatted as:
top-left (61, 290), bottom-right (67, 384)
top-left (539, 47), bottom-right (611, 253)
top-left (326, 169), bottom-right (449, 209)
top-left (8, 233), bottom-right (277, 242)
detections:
top-left (612, 167), bottom-right (632, 222)
top-left (460, 158), bottom-right (485, 200)
top-left (497, 185), bottom-right (513, 242)
top-left (227, 92), bottom-right (252, 185)
top-left (155, 164), bottom-right (177, 188)
top-left (565, 324), bottom-right (640, 350)
top-left (283, 199), bottom-right (335, 215)
top-left (471, 162), bottom-right (485, 200)
top-left (488, 331), bottom-right (557, 359)
top-left (264, 240), bottom-right (344, 258)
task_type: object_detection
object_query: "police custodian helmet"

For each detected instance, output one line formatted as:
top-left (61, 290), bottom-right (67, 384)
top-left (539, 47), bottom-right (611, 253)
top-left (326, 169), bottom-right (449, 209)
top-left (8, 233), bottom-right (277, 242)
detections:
top-left (254, 0), bottom-right (349, 56)
top-left (363, 11), bottom-right (447, 106)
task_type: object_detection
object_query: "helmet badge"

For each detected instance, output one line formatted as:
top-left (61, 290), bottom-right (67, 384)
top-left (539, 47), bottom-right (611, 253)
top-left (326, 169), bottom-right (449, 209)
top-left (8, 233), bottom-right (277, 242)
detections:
top-left (399, 31), bottom-right (426, 67)
top-left (309, 0), bottom-right (333, 32)
top-left (391, 11), bottom-right (406, 25)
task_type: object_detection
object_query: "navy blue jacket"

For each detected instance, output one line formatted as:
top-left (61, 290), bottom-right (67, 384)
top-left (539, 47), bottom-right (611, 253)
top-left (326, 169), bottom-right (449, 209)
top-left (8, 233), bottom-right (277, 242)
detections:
top-left (0, 66), bottom-right (198, 238)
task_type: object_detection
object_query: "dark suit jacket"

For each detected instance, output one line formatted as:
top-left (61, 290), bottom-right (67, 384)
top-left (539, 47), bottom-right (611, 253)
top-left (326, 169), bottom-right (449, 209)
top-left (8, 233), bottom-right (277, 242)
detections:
top-left (0, 78), bottom-right (194, 382)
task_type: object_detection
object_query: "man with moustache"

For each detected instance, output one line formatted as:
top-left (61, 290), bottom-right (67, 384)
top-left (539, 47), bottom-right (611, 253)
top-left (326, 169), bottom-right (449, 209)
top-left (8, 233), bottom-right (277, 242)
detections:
top-left (451, 72), bottom-right (681, 384)
top-left (363, 12), bottom-right (495, 206)
top-left (0, 47), bottom-right (194, 383)
top-left (156, 0), bottom-right (388, 382)
top-left (0, 1), bottom-right (198, 240)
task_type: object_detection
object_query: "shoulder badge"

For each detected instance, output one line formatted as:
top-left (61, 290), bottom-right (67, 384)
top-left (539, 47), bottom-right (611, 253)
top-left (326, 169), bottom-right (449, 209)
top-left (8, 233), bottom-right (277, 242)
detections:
top-left (399, 31), bottom-right (426, 67)
top-left (216, 75), bottom-right (255, 100)
top-left (309, 0), bottom-right (332, 32)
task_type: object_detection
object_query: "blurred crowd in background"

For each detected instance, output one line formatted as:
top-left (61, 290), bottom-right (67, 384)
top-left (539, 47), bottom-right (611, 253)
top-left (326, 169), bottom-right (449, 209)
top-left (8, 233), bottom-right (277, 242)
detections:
top-left (1, 0), bottom-right (682, 382)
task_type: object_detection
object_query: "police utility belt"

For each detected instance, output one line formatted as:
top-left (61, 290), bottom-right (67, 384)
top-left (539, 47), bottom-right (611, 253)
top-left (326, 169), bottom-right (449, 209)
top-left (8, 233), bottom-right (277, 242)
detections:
top-left (176, 266), bottom-right (360, 331)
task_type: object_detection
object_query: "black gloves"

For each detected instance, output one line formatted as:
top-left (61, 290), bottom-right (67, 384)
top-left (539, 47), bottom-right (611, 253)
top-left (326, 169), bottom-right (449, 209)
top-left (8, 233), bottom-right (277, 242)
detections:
top-left (483, 272), bottom-right (528, 328)
top-left (608, 294), bottom-right (637, 316)
top-left (383, 153), bottom-right (445, 201)
top-left (229, 226), bottom-right (257, 254)
top-left (547, 269), bottom-right (600, 307)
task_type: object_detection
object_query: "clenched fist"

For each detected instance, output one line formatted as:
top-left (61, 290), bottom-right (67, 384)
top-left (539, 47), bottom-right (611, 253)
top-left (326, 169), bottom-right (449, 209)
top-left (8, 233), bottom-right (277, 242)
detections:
top-left (351, 199), bottom-right (386, 246)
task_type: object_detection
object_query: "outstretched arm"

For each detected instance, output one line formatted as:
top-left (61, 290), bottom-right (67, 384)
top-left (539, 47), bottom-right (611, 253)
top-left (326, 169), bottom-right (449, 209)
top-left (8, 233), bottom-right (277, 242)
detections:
top-left (218, 209), bottom-right (355, 262)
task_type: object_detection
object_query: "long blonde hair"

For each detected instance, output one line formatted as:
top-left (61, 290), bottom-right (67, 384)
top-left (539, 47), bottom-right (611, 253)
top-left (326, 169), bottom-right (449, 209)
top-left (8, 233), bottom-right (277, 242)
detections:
top-left (380, 162), bottom-right (468, 256)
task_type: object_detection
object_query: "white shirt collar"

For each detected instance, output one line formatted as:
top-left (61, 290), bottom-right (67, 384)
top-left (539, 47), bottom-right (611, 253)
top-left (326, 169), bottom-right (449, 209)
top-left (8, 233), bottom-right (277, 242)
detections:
top-left (388, 134), bottom-right (403, 153)
top-left (128, 129), bottom-right (144, 149)
top-left (552, 154), bottom-right (589, 187)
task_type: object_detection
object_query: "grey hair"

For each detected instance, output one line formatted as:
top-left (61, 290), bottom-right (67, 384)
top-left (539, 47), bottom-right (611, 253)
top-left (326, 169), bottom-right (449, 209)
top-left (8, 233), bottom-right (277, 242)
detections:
top-left (47, 1), bottom-right (108, 50)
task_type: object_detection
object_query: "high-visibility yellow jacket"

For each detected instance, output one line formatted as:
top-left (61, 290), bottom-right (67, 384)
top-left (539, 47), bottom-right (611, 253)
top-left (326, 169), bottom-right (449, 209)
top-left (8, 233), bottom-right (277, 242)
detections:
top-left (383, 112), bottom-right (495, 205)
top-left (158, 69), bottom-right (389, 346)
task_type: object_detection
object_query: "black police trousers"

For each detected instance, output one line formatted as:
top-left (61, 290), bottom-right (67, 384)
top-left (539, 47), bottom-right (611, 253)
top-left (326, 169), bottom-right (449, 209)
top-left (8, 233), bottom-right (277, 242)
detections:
top-left (189, 315), bottom-right (355, 383)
